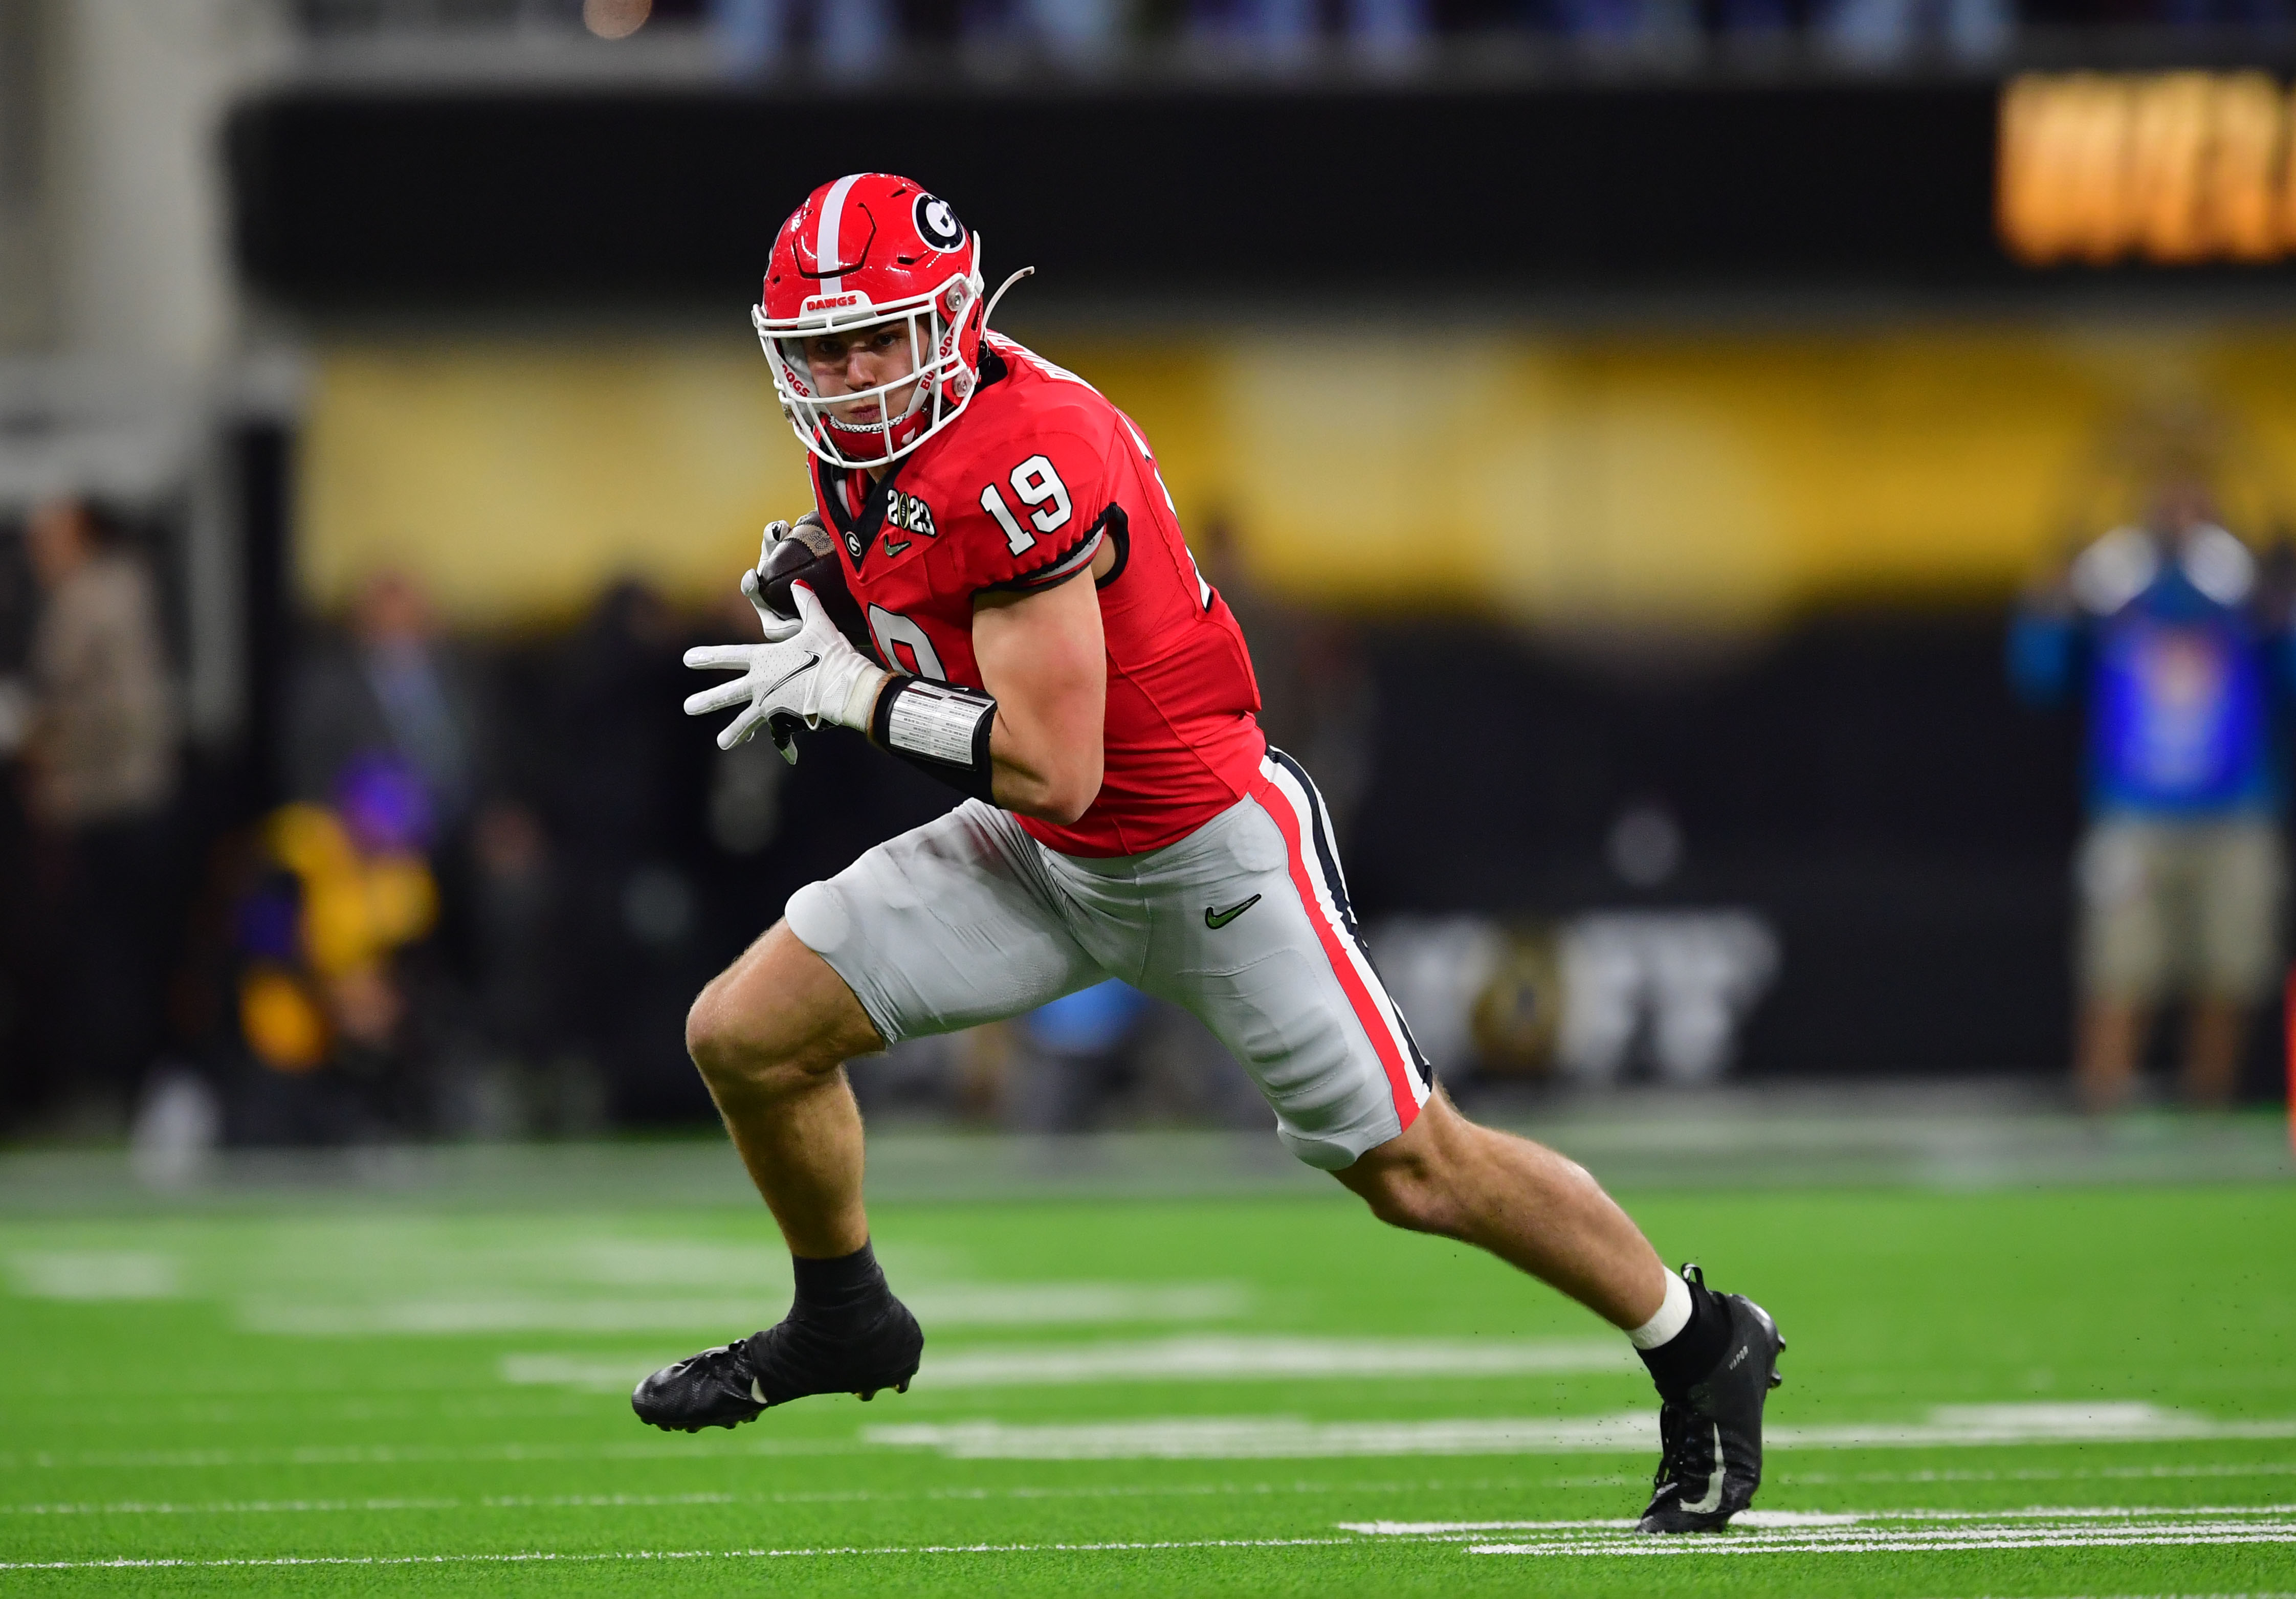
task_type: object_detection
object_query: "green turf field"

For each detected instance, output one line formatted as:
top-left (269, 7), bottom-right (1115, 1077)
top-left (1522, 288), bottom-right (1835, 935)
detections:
top-left (3, 1159), bottom-right (2293, 1595)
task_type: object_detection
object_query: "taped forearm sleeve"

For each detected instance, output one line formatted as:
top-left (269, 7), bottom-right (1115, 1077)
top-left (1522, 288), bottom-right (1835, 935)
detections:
top-left (870, 677), bottom-right (998, 801)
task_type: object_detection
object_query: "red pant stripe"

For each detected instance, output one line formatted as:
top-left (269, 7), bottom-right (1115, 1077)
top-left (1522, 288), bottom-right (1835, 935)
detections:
top-left (1252, 770), bottom-right (1421, 1133)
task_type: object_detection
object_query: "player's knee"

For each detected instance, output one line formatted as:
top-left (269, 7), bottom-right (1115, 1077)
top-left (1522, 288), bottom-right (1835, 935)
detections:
top-left (682, 983), bottom-right (749, 1086)
top-left (685, 979), bottom-right (832, 1094)
top-left (1348, 1155), bottom-right (1468, 1239)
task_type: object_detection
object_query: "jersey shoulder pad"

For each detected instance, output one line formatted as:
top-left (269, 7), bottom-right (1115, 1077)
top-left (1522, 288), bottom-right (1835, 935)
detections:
top-left (931, 400), bottom-right (1118, 597)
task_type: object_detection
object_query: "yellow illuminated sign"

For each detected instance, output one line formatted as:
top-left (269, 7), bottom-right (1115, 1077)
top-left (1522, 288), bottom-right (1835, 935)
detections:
top-left (1999, 72), bottom-right (2296, 264)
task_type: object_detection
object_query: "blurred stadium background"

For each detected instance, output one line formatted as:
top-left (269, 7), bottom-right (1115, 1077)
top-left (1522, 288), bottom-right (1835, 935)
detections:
top-left (6, 0), bottom-right (2296, 1153)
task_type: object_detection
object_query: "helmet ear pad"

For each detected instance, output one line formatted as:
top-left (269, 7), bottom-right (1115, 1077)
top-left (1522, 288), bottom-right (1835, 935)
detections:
top-left (946, 297), bottom-right (987, 402)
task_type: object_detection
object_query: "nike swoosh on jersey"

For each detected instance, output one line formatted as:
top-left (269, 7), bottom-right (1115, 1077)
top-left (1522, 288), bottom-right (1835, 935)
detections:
top-left (1680, 1423), bottom-right (1727, 1514)
top-left (883, 535), bottom-right (911, 556)
top-left (1204, 894), bottom-right (1262, 930)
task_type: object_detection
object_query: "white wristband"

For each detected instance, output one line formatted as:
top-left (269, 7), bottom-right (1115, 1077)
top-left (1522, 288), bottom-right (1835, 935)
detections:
top-left (835, 666), bottom-right (892, 732)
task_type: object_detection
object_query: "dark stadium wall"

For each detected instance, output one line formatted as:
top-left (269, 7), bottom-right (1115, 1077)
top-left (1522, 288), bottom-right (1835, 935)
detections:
top-left (224, 78), bottom-right (2296, 309)
top-left (1342, 612), bottom-right (2085, 1080)
top-left (227, 82), bottom-right (2010, 307)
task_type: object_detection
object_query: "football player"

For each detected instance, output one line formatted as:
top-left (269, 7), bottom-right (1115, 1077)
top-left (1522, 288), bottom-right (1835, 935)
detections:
top-left (641, 173), bottom-right (1782, 1533)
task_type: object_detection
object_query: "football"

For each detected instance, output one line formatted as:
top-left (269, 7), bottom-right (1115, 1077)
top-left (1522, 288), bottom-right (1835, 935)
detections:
top-left (759, 513), bottom-right (876, 657)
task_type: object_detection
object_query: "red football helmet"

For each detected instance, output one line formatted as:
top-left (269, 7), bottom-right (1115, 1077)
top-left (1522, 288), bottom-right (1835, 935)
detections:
top-left (755, 173), bottom-right (1014, 469)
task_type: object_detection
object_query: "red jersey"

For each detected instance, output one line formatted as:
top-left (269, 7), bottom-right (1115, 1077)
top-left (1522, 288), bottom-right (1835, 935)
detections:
top-left (809, 334), bottom-right (1265, 857)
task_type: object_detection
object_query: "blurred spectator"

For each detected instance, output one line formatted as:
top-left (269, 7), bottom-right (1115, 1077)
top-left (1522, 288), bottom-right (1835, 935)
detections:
top-left (225, 756), bottom-right (440, 1143)
top-left (1548, 0), bottom-right (1697, 43)
top-left (2010, 480), bottom-right (2293, 1112)
top-left (311, 0), bottom-right (2296, 73)
top-left (707, 0), bottom-right (896, 75)
top-left (1010, 979), bottom-right (1158, 1130)
top-left (541, 580), bottom-right (715, 1121)
top-left (282, 570), bottom-right (588, 1135)
top-left (1818, 0), bottom-right (2009, 65)
top-left (917, 0), bottom-right (1136, 67)
top-left (288, 570), bottom-right (484, 832)
top-left (1019, 0), bottom-right (1130, 64)
top-left (20, 498), bottom-right (177, 1120)
top-left (1000, 980), bottom-right (1260, 1130)
top-left (462, 797), bottom-right (590, 1133)
top-left (1187, 0), bottom-right (1430, 62)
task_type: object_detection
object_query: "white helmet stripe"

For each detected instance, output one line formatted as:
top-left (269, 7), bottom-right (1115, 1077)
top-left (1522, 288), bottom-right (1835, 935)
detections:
top-left (813, 172), bottom-right (863, 295)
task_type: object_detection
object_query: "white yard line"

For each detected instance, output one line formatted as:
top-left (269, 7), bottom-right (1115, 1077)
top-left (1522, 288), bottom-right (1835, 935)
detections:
top-left (242, 1282), bottom-right (1250, 1336)
top-left (1417, 1505), bottom-right (2296, 1559)
top-left (0, 1499), bottom-right (465, 1517)
top-left (0, 1477), bottom-right (1625, 1518)
top-left (6, 1251), bottom-right (181, 1300)
top-left (1348, 1506), bottom-right (2296, 1534)
top-left (0, 1536), bottom-right (1360, 1572)
top-left (8, 1511), bottom-right (2296, 1572)
top-left (865, 1403), bottom-right (2296, 1460)
top-left (0, 1493), bottom-right (741, 1517)
top-left (1472, 1528), bottom-right (2296, 1557)
top-left (867, 1413), bottom-right (1655, 1459)
top-left (501, 1336), bottom-right (1633, 1393)
top-left (0, 1475), bottom-right (1595, 1511)
top-left (15, 1403), bottom-right (2292, 1473)
top-left (0, 1437), bottom-right (859, 1471)
top-left (1784, 1462), bottom-right (2296, 1487)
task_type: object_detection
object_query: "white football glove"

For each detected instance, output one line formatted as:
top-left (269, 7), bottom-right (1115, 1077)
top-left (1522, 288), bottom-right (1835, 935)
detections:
top-left (682, 577), bottom-right (889, 761)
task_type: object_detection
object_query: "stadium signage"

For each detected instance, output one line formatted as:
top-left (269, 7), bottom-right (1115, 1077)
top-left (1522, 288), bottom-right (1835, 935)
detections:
top-left (1999, 72), bottom-right (2296, 265)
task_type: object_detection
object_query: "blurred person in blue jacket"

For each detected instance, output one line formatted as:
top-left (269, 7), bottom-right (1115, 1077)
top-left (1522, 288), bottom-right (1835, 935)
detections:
top-left (2010, 479), bottom-right (2294, 1113)
top-left (1010, 978), bottom-right (1156, 1132)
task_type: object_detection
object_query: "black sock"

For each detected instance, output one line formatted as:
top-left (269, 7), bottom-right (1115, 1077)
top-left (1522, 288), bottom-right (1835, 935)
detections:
top-left (790, 1240), bottom-right (891, 1325)
top-left (1637, 1276), bottom-right (1732, 1402)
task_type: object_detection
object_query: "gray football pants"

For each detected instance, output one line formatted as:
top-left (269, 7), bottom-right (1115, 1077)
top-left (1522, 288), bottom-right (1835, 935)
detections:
top-left (785, 749), bottom-right (1433, 1169)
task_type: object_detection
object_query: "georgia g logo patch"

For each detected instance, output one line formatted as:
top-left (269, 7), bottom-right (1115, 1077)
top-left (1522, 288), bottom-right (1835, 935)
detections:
top-left (914, 194), bottom-right (966, 253)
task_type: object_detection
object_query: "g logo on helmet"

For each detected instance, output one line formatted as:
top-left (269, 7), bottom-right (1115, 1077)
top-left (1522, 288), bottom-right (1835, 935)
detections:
top-left (914, 194), bottom-right (966, 252)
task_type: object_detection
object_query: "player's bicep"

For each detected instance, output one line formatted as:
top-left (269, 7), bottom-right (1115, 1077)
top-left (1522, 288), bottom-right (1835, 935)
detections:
top-left (973, 571), bottom-right (1106, 819)
top-left (974, 572), bottom-right (1105, 729)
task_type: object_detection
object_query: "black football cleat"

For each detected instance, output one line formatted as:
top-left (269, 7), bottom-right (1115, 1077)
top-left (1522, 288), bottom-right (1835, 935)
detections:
top-left (631, 1293), bottom-right (923, 1433)
top-left (1637, 1265), bottom-right (1784, 1534)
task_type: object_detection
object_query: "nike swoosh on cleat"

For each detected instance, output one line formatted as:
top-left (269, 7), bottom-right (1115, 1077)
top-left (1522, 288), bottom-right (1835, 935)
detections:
top-left (749, 1378), bottom-right (769, 1406)
top-left (1680, 1423), bottom-right (1727, 1515)
top-left (1204, 895), bottom-right (1262, 930)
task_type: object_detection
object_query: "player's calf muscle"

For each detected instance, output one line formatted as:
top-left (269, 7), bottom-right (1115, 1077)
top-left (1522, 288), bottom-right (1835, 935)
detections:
top-left (1340, 1096), bottom-right (1667, 1329)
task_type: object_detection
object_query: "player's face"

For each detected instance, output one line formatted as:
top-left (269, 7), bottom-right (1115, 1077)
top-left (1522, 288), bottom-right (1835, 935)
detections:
top-left (801, 320), bottom-right (921, 429)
